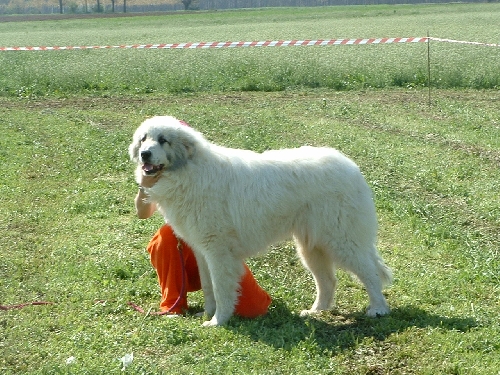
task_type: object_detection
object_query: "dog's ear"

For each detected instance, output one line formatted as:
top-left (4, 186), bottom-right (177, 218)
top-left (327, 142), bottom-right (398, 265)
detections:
top-left (174, 119), bottom-right (199, 159)
top-left (174, 128), bottom-right (198, 159)
top-left (129, 135), bottom-right (141, 162)
top-left (181, 137), bottom-right (196, 158)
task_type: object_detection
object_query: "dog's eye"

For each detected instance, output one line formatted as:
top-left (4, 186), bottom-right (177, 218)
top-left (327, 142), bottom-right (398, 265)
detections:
top-left (158, 135), bottom-right (170, 146)
top-left (140, 135), bottom-right (147, 143)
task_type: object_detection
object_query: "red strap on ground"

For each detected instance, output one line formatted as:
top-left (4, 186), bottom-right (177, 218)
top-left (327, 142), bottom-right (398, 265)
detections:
top-left (127, 239), bottom-right (185, 317)
top-left (0, 301), bottom-right (54, 310)
top-left (126, 301), bottom-right (177, 316)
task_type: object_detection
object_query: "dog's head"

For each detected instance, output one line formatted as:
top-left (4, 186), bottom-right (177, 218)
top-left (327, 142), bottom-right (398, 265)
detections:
top-left (129, 116), bottom-right (197, 176)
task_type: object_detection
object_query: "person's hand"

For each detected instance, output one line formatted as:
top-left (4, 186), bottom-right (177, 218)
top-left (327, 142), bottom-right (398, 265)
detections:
top-left (139, 172), bottom-right (162, 188)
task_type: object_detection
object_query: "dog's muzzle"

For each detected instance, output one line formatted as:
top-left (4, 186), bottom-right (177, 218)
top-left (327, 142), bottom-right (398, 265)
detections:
top-left (140, 150), bottom-right (152, 162)
top-left (140, 150), bottom-right (164, 175)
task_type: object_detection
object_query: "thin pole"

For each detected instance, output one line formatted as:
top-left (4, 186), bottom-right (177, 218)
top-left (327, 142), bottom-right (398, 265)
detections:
top-left (427, 31), bottom-right (431, 106)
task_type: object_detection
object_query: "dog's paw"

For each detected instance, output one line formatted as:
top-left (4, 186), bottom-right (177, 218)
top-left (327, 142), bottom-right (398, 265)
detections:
top-left (202, 318), bottom-right (220, 327)
top-left (300, 309), bottom-right (320, 317)
top-left (366, 305), bottom-right (390, 317)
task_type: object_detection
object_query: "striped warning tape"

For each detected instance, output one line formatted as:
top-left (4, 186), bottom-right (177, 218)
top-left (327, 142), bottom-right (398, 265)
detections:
top-left (430, 37), bottom-right (500, 48)
top-left (1, 37), bottom-right (497, 51)
top-left (0, 37), bottom-right (428, 51)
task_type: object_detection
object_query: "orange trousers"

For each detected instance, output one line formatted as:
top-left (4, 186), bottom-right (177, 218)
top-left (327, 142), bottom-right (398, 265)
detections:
top-left (147, 225), bottom-right (271, 318)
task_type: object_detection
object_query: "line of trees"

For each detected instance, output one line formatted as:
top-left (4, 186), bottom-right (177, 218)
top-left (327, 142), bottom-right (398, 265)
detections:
top-left (0, 0), bottom-right (189, 15)
top-left (0, 0), bottom-right (494, 15)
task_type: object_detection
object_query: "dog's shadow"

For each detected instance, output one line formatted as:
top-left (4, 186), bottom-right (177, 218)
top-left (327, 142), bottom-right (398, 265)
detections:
top-left (227, 299), bottom-right (477, 351)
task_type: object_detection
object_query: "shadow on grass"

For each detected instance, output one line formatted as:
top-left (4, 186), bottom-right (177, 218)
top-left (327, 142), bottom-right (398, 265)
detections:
top-left (228, 299), bottom-right (477, 352)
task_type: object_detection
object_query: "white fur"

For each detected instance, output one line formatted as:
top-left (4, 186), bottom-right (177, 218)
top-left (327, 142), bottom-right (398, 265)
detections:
top-left (130, 116), bottom-right (392, 326)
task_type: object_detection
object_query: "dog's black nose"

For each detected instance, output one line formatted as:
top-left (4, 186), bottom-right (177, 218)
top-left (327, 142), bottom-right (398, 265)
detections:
top-left (141, 150), bottom-right (152, 161)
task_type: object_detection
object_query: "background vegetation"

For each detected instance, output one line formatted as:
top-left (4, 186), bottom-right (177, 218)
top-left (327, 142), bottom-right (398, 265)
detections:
top-left (1, 3), bottom-right (500, 97)
top-left (0, 4), bottom-right (499, 374)
top-left (2, 0), bottom-right (493, 16)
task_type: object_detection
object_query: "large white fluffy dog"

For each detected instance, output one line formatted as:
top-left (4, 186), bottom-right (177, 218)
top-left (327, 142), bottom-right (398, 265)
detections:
top-left (130, 116), bottom-right (392, 327)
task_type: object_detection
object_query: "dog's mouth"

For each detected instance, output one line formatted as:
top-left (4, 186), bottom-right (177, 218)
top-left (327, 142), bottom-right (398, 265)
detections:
top-left (142, 163), bottom-right (165, 175)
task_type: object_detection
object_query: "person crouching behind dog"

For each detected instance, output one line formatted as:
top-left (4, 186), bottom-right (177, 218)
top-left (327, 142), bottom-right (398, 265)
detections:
top-left (135, 172), bottom-right (272, 318)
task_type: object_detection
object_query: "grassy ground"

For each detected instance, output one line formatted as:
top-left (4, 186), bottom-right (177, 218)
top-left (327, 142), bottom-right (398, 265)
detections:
top-left (0, 4), bottom-right (499, 374)
top-left (1, 89), bottom-right (499, 374)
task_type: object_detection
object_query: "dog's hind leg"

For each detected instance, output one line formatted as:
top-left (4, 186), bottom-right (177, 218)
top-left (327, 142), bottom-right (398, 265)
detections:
top-left (361, 253), bottom-right (392, 317)
top-left (297, 244), bottom-right (337, 317)
top-left (202, 252), bottom-right (245, 327)
top-left (338, 246), bottom-right (392, 317)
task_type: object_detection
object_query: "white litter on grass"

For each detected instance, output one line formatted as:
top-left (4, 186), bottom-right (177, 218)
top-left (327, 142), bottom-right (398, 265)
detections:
top-left (65, 356), bottom-right (76, 365)
top-left (119, 353), bottom-right (133, 371)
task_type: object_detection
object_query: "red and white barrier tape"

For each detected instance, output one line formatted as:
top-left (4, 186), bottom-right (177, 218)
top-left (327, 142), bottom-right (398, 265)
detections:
top-left (430, 37), bottom-right (500, 48)
top-left (1, 37), bottom-right (497, 52)
top-left (0, 37), bottom-right (428, 51)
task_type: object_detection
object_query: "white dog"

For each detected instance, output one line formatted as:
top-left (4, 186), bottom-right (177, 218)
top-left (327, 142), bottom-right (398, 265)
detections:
top-left (129, 116), bottom-right (392, 327)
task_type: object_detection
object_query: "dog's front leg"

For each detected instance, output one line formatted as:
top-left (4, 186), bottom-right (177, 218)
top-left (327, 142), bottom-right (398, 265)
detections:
top-left (202, 252), bottom-right (244, 327)
top-left (194, 253), bottom-right (216, 317)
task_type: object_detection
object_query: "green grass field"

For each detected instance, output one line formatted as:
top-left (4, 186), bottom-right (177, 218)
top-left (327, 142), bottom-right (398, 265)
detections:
top-left (0, 3), bottom-right (500, 97)
top-left (1, 4), bottom-right (499, 374)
